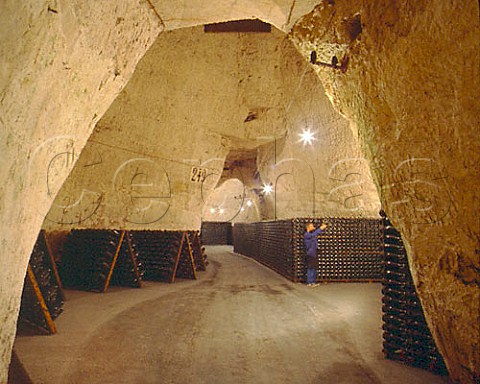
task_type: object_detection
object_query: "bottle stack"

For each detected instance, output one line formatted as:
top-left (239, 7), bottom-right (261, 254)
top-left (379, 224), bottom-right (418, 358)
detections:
top-left (232, 222), bottom-right (259, 258)
top-left (233, 221), bottom-right (295, 279)
top-left (201, 222), bottom-right (233, 245)
top-left (128, 230), bottom-right (201, 282)
top-left (110, 237), bottom-right (144, 288)
top-left (381, 214), bottom-right (447, 375)
top-left (188, 231), bottom-right (207, 272)
top-left (128, 230), bottom-right (183, 282)
top-left (19, 230), bottom-right (65, 332)
top-left (258, 220), bottom-right (296, 278)
top-left (233, 218), bottom-right (384, 282)
top-left (60, 229), bottom-right (137, 292)
top-left (293, 218), bottom-right (384, 282)
top-left (175, 234), bottom-right (196, 280)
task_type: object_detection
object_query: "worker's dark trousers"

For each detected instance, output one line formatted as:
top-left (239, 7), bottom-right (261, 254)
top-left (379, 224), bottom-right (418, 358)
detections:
top-left (306, 268), bottom-right (317, 284)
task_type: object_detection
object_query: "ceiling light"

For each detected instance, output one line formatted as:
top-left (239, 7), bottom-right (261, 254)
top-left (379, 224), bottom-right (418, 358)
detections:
top-left (210, 208), bottom-right (215, 213)
top-left (262, 183), bottom-right (273, 195)
top-left (219, 208), bottom-right (225, 214)
top-left (298, 129), bottom-right (316, 146)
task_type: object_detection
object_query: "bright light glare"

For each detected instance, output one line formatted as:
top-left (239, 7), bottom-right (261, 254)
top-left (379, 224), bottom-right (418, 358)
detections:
top-left (240, 207), bottom-right (245, 212)
top-left (219, 208), bottom-right (225, 214)
top-left (246, 200), bottom-right (253, 207)
top-left (210, 208), bottom-right (215, 213)
top-left (262, 184), bottom-right (273, 195)
top-left (298, 129), bottom-right (316, 146)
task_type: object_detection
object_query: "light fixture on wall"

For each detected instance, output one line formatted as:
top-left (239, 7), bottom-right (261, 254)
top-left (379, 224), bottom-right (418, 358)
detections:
top-left (262, 183), bottom-right (273, 195)
top-left (246, 200), bottom-right (253, 207)
top-left (310, 51), bottom-right (349, 73)
top-left (298, 128), bottom-right (316, 146)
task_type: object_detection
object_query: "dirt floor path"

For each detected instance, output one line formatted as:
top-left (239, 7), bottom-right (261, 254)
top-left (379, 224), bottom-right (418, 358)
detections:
top-left (14, 246), bottom-right (447, 384)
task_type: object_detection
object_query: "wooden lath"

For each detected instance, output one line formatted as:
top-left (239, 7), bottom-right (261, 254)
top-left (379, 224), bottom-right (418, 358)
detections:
top-left (26, 265), bottom-right (56, 334)
top-left (125, 232), bottom-right (142, 288)
top-left (171, 231), bottom-right (198, 283)
top-left (191, 231), bottom-right (206, 271)
top-left (41, 230), bottom-right (66, 301)
top-left (171, 232), bottom-right (185, 283)
top-left (103, 230), bottom-right (126, 293)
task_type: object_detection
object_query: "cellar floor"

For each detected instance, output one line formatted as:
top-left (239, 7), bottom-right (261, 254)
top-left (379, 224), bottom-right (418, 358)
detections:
top-left (13, 246), bottom-right (448, 384)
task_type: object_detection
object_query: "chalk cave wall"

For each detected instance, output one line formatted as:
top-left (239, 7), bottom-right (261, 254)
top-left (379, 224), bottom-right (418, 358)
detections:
top-left (0, 0), bottom-right (478, 383)
top-left (290, 1), bottom-right (479, 382)
top-left (0, 0), bottom-right (322, 379)
top-left (201, 179), bottom-right (262, 223)
top-left (0, 1), bottom-right (162, 382)
top-left (254, 50), bottom-right (381, 219)
top-left (44, 26), bottom-right (380, 232)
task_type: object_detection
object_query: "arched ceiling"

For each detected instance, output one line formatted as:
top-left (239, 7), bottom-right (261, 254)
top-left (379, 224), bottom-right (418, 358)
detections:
top-left (0, 1), bottom-right (478, 383)
top-left (45, 24), bottom-right (379, 230)
top-left (149, 0), bottom-right (323, 32)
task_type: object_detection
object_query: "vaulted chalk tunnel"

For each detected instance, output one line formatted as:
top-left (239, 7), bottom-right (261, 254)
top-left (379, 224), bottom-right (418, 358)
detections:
top-left (1, 1), bottom-right (479, 383)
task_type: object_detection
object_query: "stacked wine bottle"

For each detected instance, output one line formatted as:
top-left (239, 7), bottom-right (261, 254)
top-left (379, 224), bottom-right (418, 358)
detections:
top-left (60, 230), bottom-right (138, 292)
top-left (128, 231), bottom-right (182, 281)
top-left (293, 218), bottom-right (384, 282)
top-left (188, 231), bottom-right (207, 272)
top-left (110, 237), bottom-right (144, 288)
top-left (19, 230), bottom-right (64, 331)
top-left (232, 222), bottom-right (260, 259)
top-left (258, 220), bottom-right (296, 278)
top-left (381, 214), bottom-right (447, 375)
top-left (128, 230), bottom-right (201, 282)
top-left (201, 222), bottom-right (233, 245)
top-left (233, 218), bottom-right (383, 282)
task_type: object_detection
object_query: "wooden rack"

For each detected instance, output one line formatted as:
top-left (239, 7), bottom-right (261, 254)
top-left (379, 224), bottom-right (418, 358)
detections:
top-left (171, 231), bottom-right (197, 283)
top-left (23, 265), bottom-right (57, 334)
top-left (18, 230), bottom-right (65, 335)
top-left (42, 231), bottom-right (66, 301)
top-left (128, 230), bottom-right (200, 283)
top-left (189, 231), bottom-right (207, 272)
top-left (103, 230), bottom-right (143, 292)
top-left (60, 230), bottom-right (143, 293)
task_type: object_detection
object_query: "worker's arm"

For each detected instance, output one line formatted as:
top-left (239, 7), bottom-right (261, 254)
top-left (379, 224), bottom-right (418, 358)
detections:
top-left (304, 226), bottom-right (325, 239)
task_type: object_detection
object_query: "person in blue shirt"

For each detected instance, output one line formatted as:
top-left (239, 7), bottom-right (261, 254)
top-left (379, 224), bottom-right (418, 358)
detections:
top-left (303, 221), bottom-right (327, 286)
